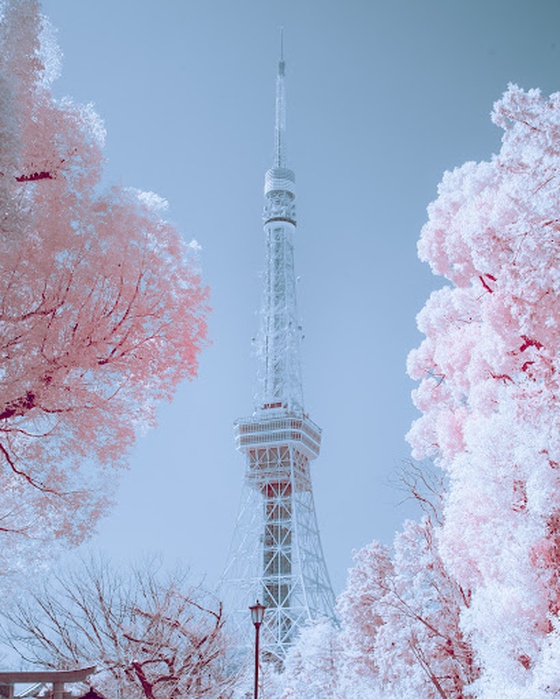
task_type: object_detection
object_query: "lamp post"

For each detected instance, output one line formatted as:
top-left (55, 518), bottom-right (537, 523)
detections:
top-left (249, 600), bottom-right (266, 699)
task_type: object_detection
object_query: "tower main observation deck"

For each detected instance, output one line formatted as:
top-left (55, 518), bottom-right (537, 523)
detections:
top-left (223, 39), bottom-right (336, 663)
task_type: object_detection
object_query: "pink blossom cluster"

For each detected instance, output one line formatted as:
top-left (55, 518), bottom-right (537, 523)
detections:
top-left (0, 0), bottom-right (208, 573)
top-left (406, 85), bottom-right (560, 697)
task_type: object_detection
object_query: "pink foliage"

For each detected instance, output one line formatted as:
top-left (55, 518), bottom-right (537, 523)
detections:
top-left (277, 521), bottom-right (476, 699)
top-left (278, 620), bottom-right (341, 699)
top-left (408, 84), bottom-right (560, 696)
top-left (337, 541), bottom-right (393, 681)
top-left (274, 543), bottom-right (395, 699)
top-left (337, 520), bottom-right (476, 699)
top-left (0, 0), bottom-right (208, 567)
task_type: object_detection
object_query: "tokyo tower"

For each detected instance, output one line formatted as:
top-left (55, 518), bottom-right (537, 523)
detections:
top-left (223, 37), bottom-right (336, 663)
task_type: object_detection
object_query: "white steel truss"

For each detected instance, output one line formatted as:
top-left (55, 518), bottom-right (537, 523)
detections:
top-left (223, 412), bottom-right (335, 662)
top-left (222, 41), bottom-right (336, 664)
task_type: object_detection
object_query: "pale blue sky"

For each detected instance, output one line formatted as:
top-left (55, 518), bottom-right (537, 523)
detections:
top-left (41, 0), bottom-right (560, 593)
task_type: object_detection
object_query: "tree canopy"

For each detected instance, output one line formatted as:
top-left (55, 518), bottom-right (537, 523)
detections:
top-left (0, 0), bottom-right (208, 571)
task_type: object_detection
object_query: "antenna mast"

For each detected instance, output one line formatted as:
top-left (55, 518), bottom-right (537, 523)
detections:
top-left (275, 27), bottom-right (286, 168)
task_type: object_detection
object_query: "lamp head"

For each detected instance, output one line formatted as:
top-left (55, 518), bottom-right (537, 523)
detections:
top-left (249, 600), bottom-right (266, 627)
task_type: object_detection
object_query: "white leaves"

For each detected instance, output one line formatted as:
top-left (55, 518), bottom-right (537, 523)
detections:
top-left (408, 84), bottom-right (560, 698)
top-left (37, 14), bottom-right (61, 86)
top-left (134, 189), bottom-right (169, 213)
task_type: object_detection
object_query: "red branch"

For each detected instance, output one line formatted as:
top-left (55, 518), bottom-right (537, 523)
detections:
top-left (15, 171), bottom-right (53, 182)
top-left (520, 335), bottom-right (543, 352)
top-left (478, 275), bottom-right (495, 293)
top-left (0, 442), bottom-right (60, 495)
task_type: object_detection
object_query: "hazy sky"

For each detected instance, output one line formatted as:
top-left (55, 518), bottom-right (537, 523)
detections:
top-left (40, 0), bottom-right (560, 594)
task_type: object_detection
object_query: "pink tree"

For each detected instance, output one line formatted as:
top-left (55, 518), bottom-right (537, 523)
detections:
top-left (0, 0), bottom-right (208, 570)
top-left (376, 517), bottom-right (476, 699)
top-left (407, 85), bottom-right (560, 697)
top-left (337, 540), bottom-right (392, 691)
top-left (276, 620), bottom-right (342, 699)
top-left (276, 517), bottom-right (474, 699)
top-left (336, 520), bottom-right (475, 699)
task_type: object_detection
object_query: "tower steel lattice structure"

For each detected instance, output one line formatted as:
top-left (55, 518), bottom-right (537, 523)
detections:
top-left (223, 40), bottom-right (336, 663)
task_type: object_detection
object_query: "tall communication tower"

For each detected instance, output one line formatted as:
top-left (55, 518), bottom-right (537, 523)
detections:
top-left (223, 37), bottom-right (336, 663)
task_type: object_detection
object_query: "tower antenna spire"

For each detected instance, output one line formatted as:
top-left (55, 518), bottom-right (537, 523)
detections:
top-left (274, 28), bottom-right (286, 168)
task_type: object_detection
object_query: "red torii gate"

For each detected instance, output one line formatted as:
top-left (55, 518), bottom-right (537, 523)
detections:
top-left (0, 667), bottom-right (95, 699)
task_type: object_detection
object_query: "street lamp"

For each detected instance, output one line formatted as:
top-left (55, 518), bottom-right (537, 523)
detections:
top-left (249, 600), bottom-right (266, 699)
